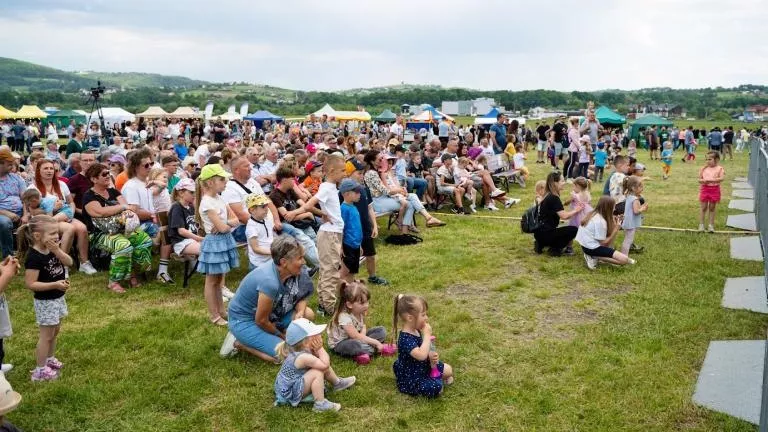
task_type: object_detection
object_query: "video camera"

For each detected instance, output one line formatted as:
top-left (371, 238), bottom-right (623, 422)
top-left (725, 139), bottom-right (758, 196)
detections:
top-left (90, 80), bottom-right (105, 99)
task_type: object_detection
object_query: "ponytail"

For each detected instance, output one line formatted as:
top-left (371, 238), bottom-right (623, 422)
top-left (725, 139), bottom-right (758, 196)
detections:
top-left (392, 294), bottom-right (403, 345)
top-left (275, 341), bottom-right (290, 362)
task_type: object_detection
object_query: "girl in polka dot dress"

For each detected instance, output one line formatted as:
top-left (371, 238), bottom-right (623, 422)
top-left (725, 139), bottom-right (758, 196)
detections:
top-left (392, 294), bottom-right (454, 397)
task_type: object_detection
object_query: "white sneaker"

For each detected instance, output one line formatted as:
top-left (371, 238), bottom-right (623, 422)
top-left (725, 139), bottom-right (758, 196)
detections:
top-left (79, 261), bottom-right (97, 275)
top-left (490, 188), bottom-right (505, 198)
top-left (1, 364), bottom-right (13, 374)
top-left (504, 198), bottom-right (521, 208)
top-left (698, 224), bottom-right (705, 232)
top-left (221, 286), bottom-right (235, 299)
top-left (469, 204), bottom-right (477, 213)
top-left (219, 332), bottom-right (238, 358)
top-left (628, 258), bottom-right (637, 265)
top-left (584, 253), bottom-right (598, 270)
top-left (708, 225), bottom-right (715, 233)
top-left (485, 204), bottom-right (499, 211)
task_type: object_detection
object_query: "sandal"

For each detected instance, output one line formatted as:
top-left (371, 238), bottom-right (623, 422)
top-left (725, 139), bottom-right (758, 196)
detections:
top-left (408, 226), bottom-right (421, 234)
top-left (210, 316), bottom-right (228, 326)
top-left (108, 282), bottom-right (126, 294)
top-left (426, 218), bottom-right (446, 227)
top-left (129, 275), bottom-right (141, 288)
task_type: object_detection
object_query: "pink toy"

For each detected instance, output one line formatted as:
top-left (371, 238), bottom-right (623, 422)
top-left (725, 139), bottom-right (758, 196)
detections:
top-left (380, 343), bottom-right (397, 356)
top-left (429, 336), bottom-right (442, 379)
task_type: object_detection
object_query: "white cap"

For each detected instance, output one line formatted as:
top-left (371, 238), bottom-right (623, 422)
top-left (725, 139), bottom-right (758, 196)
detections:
top-left (285, 318), bottom-right (326, 346)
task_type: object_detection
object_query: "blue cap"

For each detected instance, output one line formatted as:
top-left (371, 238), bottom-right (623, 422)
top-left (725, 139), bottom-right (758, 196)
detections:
top-left (339, 178), bottom-right (362, 194)
top-left (285, 318), bottom-right (327, 346)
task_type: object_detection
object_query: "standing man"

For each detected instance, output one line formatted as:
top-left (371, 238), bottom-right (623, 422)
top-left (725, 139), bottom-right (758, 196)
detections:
top-left (683, 125), bottom-right (695, 163)
top-left (66, 120), bottom-right (76, 140)
top-left (552, 116), bottom-right (568, 164)
top-left (535, 122), bottom-right (550, 163)
top-left (722, 126), bottom-right (734, 160)
top-left (390, 116), bottom-right (404, 141)
top-left (437, 117), bottom-right (450, 148)
top-left (174, 135), bottom-right (189, 160)
top-left (489, 113), bottom-right (507, 155)
top-left (647, 125), bottom-right (660, 160)
top-left (708, 127), bottom-right (723, 153)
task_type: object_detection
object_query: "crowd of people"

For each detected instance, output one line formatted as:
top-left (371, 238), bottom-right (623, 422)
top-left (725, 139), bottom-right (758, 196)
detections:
top-left (0, 108), bottom-right (763, 417)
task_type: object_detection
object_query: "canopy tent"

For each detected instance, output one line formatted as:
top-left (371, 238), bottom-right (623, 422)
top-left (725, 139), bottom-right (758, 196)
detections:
top-left (213, 112), bottom-right (241, 122)
top-left (411, 106), bottom-right (454, 123)
top-left (474, 107), bottom-right (502, 125)
top-left (312, 104), bottom-right (336, 118)
top-left (72, 109), bottom-right (89, 117)
top-left (168, 106), bottom-right (203, 119)
top-left (46, 109), bottom-right (87, 129)
top-left (243, 110), bottom-right (283, 122)
top-left (628, 114), bottom-right (673, 139)
top-left (14, 105), bottom-right (47, 119)
top-left (594, 105), bottom-right (626, 126)
top-left (136, 106), bottom-right (170, 119)
top-left (89, 107), bottom-right (135, 126)
top-left (334, 111), bottom-right (371, 121)
top-left (0, 105), bottom-right (16, 120)
top-left (373, 109), bottom-right (397, 122)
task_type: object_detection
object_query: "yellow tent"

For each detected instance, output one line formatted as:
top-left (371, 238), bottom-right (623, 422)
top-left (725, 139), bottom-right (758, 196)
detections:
top-left (14, 105), bottom-right (47, 119)
top-left (335, 111), bottom-right (371, 121)
top-left (0, 105), bottom-right (16, 120)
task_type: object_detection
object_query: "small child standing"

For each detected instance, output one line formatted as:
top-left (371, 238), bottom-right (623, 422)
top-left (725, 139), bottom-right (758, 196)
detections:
top-left (196, 165), bottom-right (241, 326)
top-left (338, 179), bottom-right (363, 281)
top-left (593, 142), bottom-right (607, 182)
top-left (660, 141), bottom-right (673, 180)
top-left (621, 176), bottom-right (648, 255)
top-left (244, 193), bottom-right (274, 271)
top-left (274, 318), bottom-right (356, 412)
top-left (627, 139), bottom-right (637, 159)
top-left (294, 154), bottom-right (346, 315)
top-left (698, 151), bottom-right (725, 233)
top-left (327, 281), bottom-right (389, 365)
top-left (568, 177), bottom-right (593, 227)
top-left (392, 294), bottom-right (454, 397)
top-left (17, 215), bottom-right (73, 382)
top-left (577, 136), bottom-right (591, 179)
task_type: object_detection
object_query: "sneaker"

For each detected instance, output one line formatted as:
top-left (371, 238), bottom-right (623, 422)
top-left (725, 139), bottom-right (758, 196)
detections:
top-left (46, 357), bottom-right (63, 370)
top-left (31, 366), bottom-right (58, 382)
top-left (628, 258), bottom-right (637, 265)
top-left (367, 276), bottom-right (390, 286)
top-left (490, 189), bottom-right (505, 198)
top-left (221, 287), bottom-right (236, 299)
top-left (79, 261), bottom-right (97, 275)
top-left (333, 376), bottom-right (357, 392)
top-left (156, 272), bottom-right (175, 284)
top-left (220, 332), bottom-right (239, 358)
top-left (698, 224), bottom-right (705, 232)
top-left (1, 364), bottom-right (12, 374)
top-left (485, 204), bottom-right (499, 211)
top-left (584, 253), bottom-right (598, 270)
top-left (379, 344), bottom-right (397, 356)
top-left (504, 198), bottom-right (521, 208)
top-left (353, 353), bottom-right (370, 365)
top-left (450, 206), bottom-right (461, 214)
top-left (469, 204), bottom-right (477, 213)
top-left (708, 225), bottom-right (715, 233)
top-left (313, 399), bottom-right (341, 412)
top-left (563, 246), bottom-right (574, 256)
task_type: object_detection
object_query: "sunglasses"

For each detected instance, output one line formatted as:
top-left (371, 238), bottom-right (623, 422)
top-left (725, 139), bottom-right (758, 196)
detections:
top-left (143, 162), bottom-right (152, 169)
top-left (99, 171), bottom-right (110, 178)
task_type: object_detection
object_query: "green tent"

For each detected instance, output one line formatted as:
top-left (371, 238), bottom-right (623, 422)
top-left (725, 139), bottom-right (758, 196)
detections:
top-left (594, 105), bottom-right (625, 126)
top-left (629, 114), bottom-right (674, 140)
top-left (47, 109), bottom-right (87, 129)
top-left (374, 109), bottom-right (397, 123)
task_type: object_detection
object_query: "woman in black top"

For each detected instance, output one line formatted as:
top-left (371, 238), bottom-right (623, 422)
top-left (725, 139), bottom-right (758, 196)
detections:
top-left (82, 163), bottom-right (153, 293)
top-left (534, 171), bottom-right (584, 256)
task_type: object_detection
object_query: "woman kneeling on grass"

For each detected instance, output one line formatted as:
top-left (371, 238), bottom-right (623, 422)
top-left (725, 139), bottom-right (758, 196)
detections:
top-left (575, 196), bottom-right (636, 270)
top-left (219, 235), bottom-right (315, 363)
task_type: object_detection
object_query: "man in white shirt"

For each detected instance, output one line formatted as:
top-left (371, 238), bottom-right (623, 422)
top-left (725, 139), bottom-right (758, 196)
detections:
top-left (221, 156), bottom-right (281, 243)
top-left (390, 116), bottom-right (404, 139)
top-left (196, 138), bottom-right (211, 167)
top-left (254, 148), bottom-right (278, 192)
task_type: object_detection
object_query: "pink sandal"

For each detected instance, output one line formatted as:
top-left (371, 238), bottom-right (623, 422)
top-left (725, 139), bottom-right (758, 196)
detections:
top-left (108, 282), bottom-right (126, 294)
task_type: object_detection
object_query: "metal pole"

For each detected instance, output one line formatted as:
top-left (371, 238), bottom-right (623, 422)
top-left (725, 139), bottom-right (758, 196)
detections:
top-left (757, 135), bottom-right (768, 432)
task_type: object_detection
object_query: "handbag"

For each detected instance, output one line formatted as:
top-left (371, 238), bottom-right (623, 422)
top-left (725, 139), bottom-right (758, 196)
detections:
top-left (521, 200), bottom-right (542, 234)
top-left (92, 210), bottom-right (140, 236)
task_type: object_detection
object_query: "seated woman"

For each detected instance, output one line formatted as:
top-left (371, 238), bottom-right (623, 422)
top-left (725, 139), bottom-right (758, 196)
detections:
top-left (534, 171), bottom-right (584, 256)
top-left (363, 150), bottom-right (444, 233)
top-left (219, 235), bottom-right (315, 363)
top-left (83, 163), bottom-right (153, 293)
top-left (27, 159), bottom-right (96, 274)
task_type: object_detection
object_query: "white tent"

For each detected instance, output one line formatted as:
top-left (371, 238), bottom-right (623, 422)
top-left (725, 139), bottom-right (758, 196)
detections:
top-left (213, 112), bottom-right (241, 122)
top-left (312, 104), bottom-right (337, 117)
top-left (136, 106), bottom-right (169, 119)
top-left (89, 107), bottom-right (135, 126)
top-left (169, 106), bottom-right (202, 119)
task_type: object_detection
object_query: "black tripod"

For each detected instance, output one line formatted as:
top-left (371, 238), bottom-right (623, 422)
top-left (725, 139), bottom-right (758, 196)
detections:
top-left (84, 80), bottom-right (109, 149)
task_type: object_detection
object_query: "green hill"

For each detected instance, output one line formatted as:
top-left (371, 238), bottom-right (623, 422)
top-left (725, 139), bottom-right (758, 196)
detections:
top-left (77, 71), bottom-right (210, 89)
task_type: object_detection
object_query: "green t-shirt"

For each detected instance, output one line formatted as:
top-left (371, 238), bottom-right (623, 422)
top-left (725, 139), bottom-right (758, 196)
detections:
top-left (65, 139), bottom-right (85, 157)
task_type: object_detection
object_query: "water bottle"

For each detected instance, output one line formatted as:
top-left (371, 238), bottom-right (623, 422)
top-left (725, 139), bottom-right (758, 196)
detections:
top-left (429, 335), bottom-right (442, 379)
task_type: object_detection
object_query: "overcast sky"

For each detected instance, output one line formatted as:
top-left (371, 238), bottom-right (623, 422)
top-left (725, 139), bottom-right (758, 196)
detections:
top-left (2, 0), bottom-right (766, 91)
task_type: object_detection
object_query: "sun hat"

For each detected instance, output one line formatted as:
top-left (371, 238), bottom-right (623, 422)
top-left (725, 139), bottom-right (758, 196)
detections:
top-left (339, 178), bottom-right (362, 194)
top-left (305, 160), bottom-right (323, 174)
top-left (174, 178), bottom-right (196, 192)
top-left (285, 318), bottom-right (327, 346)
top-left (108, 154), bottom-right (127, 165)
top-left (31, 141), bottom-right (44, 149)
top-left (387, 138), bottom-right (399, 146)
top-left (199, 163), bottom-right (231, 181)
top-left (244, 193), bottom-right (270, 209)
top-left (344, 158), bottom-right (365, 176)
top-left (0, 373), bottom-right (21, 416)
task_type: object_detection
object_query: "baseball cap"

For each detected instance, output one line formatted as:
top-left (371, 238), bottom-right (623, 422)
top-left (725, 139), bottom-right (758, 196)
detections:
top-left (387, 138), bottom-right (400, 146)
top-left (635, 163), bottom-right (646, 171)
top-left (305, 160), bottom-right (323, 174)
top-left (108, 154), bottom-right (127, 165)
top-left (199, 164), bottom-right (231, 181)
top-left (174, 178), bottom-right (196, 192)
top-left (339, 178), bottom-right (362, 194)
top-left (345, 158), bottom-right (365, 176)
top-left (244, 193), bottom-right (270, 209)
top-left (285, 318), bottom-right (327, 346)
top-left (0, 373), bottom-right (21, 416)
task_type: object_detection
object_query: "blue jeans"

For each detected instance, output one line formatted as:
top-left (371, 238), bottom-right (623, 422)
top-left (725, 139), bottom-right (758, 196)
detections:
top-left (402, 193), bottom-right (424, 226)
top-left (281, 223), bottom-right (319, 267)
top-left (228, 312), bottom-right (293, 358)
top-left (406, 177), bottom-right (428, 199)
top-left (0, 215), bottom-right (15, 258)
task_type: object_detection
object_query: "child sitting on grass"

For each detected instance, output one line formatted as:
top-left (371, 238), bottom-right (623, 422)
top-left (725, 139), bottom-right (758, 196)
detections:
top-left (327, 281), bottom-right (390, 365)
top-left (274, 318), bottom-right (356, 412)
top-left (392, 294), bottom-right (454, 397)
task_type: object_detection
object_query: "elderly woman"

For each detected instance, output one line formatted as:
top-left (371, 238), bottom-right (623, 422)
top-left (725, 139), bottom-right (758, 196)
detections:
top-left (83, 163), bottom-right (153, 293)
top-left (363, 150), bottom-right (444, 233)
top-left (219, 235), bottom-right (315, 362)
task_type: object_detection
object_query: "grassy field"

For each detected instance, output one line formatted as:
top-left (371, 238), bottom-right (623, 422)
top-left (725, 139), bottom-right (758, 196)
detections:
top-left (3, 149), bottom-right (765, 431)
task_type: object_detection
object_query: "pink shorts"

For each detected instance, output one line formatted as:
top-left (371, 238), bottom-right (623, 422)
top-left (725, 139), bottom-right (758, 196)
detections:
top-left (699, 184), bottom-right (721, 203)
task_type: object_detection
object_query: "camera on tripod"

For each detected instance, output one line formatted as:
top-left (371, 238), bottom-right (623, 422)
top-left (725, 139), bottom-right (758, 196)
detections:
top-left (90, 80), bottom-right (105, 99)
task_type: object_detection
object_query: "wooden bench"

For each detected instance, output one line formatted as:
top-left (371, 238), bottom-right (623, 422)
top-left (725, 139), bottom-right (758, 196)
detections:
top-left (488, 154), bottom-right (524, 191)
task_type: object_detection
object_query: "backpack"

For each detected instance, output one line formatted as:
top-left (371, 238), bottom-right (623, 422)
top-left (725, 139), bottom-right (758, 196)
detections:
top-left (384, 233), bottom-right (423, 245)
top-left (520, 201), bottom-right (542, 234)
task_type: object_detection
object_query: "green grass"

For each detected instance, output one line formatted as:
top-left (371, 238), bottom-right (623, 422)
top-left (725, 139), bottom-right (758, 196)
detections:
top-left (4, 150), bottom-right (764, 431)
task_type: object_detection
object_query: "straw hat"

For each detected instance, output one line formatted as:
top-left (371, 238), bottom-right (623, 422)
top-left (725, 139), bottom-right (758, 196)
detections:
top-left (0, 373), bottom-right (21, 416)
